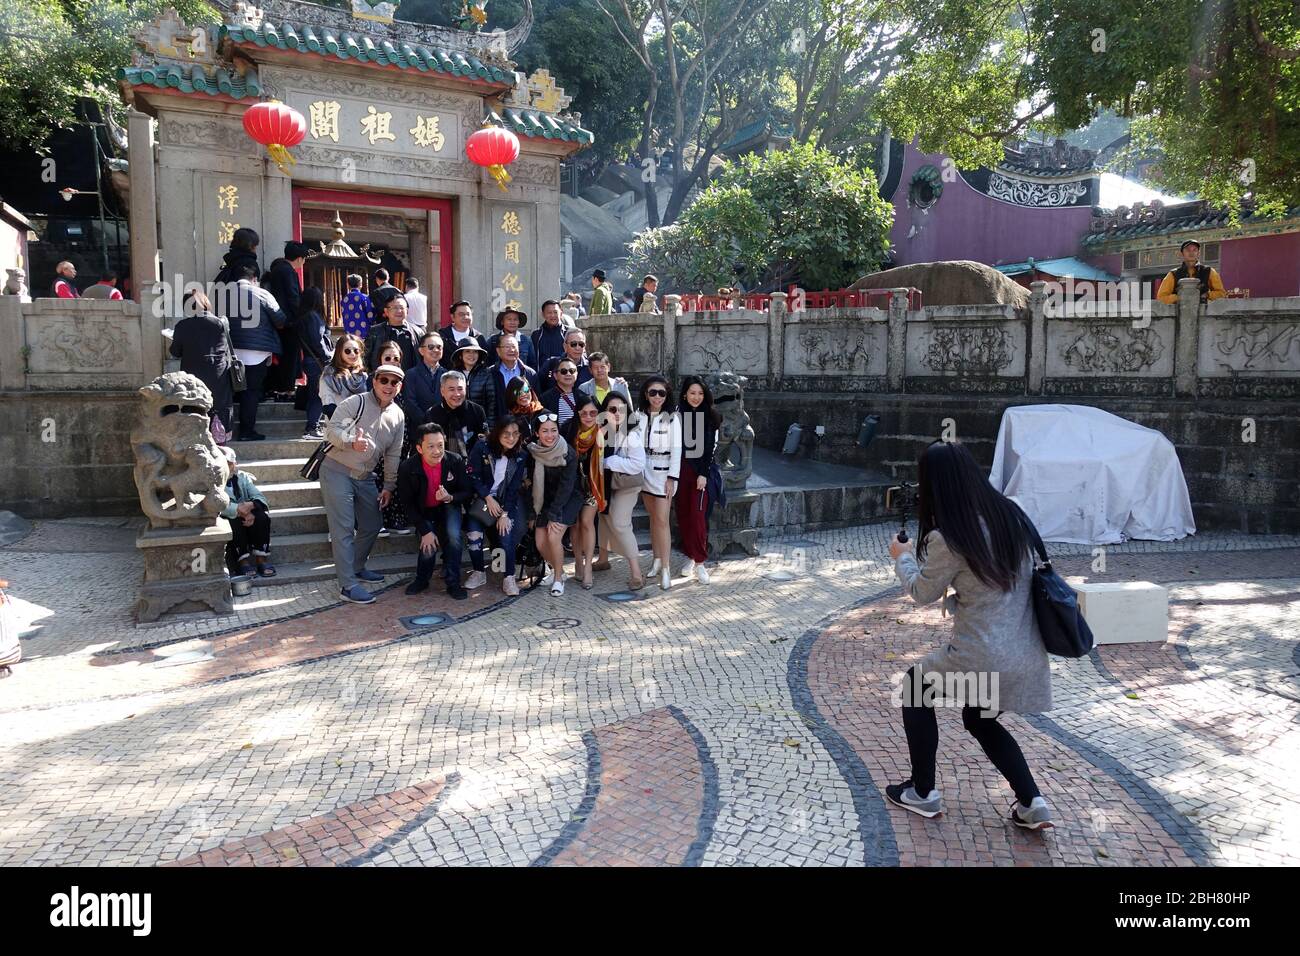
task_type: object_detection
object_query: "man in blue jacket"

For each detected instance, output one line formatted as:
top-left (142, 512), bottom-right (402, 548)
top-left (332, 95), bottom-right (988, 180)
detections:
top-left (228, 265), bottom-right (287, 441)
top-left (403, 332), bottom-right (446, 419)
top-left (530, 300), bottom-right (569, 370)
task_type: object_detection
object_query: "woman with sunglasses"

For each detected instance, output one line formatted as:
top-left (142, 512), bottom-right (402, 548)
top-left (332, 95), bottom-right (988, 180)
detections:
top-left (675, 375), bottom-right (722, 585)
top-left (527, 412), bottom-right (582, 596)
top-left (568, 394), bottom-right (604, 589)
top-left (638, 375), bottom-right (681, 590)
top-left (320, 334), bottom-right (368, 422)
top-left (465, 415), bottom-right (532, 596)
top-left (373, 342), bottom-right (412, 535)
top-left (599, 392), bottom-right (647, 591)
top-left (504, 376), bottom-right (545, 443)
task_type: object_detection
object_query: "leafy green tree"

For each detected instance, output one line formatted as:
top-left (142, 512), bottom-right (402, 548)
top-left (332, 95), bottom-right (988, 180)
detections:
top-left (0, 1), bottom-right (217, 150)
top-left (876, 0), bottom-right (1300, 212)
top-left (626, 141), bottom-right (893, 291)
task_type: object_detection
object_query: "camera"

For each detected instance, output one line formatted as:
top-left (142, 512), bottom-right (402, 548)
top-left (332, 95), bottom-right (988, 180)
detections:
top-left (886, 482), bottom-right (918, 543)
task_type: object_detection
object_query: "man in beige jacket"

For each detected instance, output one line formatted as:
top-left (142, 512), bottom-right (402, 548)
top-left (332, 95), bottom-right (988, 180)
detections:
top-left (319, 364), bottom-right (408, 603)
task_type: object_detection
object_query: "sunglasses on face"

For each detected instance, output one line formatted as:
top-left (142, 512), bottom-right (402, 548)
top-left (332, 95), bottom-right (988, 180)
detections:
top-left (567, 342), bottom-right (585, 349)
top-left (647, 389), bottom-right (667, 397)
top-left (558, 369), bottom-right (577, 375)
top-left (375, 375), bottom-right (401, 386)
top-left (343, 348), bottom-right (360, 355)
top-left (421, 343), bottom-right (441, 351)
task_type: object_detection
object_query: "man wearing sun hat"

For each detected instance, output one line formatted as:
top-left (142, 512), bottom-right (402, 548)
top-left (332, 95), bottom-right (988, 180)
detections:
top-left (1156, 239), bottom-right (1227, 304)
top-left (319, 363), bottom-right (408, 605)
top-left (487, 306), bottom-right (537, 369)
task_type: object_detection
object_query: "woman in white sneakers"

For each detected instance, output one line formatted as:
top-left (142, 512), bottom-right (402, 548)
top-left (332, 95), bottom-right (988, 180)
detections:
top-left (638, 375), bottom-right (681, 590)
top-left (598, 392), bottom-right (647, 592)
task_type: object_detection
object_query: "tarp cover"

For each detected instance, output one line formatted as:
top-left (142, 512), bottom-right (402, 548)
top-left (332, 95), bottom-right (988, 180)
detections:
top-left (989, 404), bottom-right (1196, 544)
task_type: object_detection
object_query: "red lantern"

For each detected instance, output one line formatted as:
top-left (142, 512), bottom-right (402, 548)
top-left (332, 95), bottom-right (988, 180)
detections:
top-left (242, 100), bottom-right (307, 175)
top-left (466, 124), bottom-right (520, 191)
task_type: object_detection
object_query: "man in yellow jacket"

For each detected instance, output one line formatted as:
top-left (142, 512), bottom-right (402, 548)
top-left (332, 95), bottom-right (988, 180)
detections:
top-left (1156, 240), bottom-right (1226, 304)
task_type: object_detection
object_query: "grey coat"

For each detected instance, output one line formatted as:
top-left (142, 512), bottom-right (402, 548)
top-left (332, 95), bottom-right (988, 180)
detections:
top-left (894, 529), bottom-right (1052, 713)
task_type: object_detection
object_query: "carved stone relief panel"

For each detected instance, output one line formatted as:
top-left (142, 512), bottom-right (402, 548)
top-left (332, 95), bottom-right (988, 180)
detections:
top-left (1046, 319), bottom-right (1174, 377)
top-left (783, 321), bottom-right (886, 376)
top-left (678, 325), bottom-right (768, 376)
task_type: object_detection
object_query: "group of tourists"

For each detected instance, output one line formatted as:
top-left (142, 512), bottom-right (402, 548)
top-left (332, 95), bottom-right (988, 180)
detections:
top-left (316, 318), bottom-right (725, 606)
top-left (167, 227), bottom-right (726, 602)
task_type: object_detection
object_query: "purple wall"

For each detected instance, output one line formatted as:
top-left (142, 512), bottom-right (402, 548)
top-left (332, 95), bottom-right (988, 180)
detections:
top-left (888, 143), bottom-right (1095, 267)
top-left (1220, 233), bottom-right (1300, 298)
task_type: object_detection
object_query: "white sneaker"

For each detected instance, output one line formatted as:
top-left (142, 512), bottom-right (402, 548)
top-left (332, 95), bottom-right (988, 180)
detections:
top-left (550, 574), bottom-right (566, 596)
top-left (681, 559), bottom-right (695, 578)
top-left (648, 558), bottom-right (662, 577)
top-left (465, 571), bottom-right (487, 590)
top-left (503, 575), bottom-right (519, 596)
top-left (541, 565), bottom-right (555, 587)
top-left (695, 563), bottom-right (710, 585)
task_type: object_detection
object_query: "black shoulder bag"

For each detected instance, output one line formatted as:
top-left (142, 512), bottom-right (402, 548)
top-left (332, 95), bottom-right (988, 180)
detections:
top-left (302, 396), bottom-right (365, 481)
top-left (221, 317), bottom-right (247, 393)
top-left (1025, 521), bottom-right (1095, 658)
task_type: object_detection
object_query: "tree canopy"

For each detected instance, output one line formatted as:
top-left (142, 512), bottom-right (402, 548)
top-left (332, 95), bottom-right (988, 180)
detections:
top-left (624, 141), bottom-right (893, 292)
top-left (876, 0), bottom-right (1300, 213)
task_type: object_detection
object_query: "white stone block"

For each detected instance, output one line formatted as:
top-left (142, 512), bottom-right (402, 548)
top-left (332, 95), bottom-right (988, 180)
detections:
top-left (1074, 581), bottom-right (1169, 645)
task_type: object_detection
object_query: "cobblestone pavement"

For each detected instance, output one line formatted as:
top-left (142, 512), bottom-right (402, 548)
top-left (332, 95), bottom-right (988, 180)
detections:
top-left (1, 521), bottom-right (1297, 866)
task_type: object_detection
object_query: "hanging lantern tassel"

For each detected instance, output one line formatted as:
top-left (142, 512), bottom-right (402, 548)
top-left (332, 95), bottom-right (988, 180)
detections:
top-left (488, 164), bottom-right (511, 190)
top-left (267, 144), bottom-right (297, 175)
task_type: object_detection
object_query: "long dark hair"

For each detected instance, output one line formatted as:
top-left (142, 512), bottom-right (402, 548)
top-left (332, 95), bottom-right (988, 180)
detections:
top-left (638, 374), bottom-right (676, 416)
top-left (916, 440), bottom-right (1035, 592)
top-left (329, 333), bottom-right (366, 374)
top-left (487, 415), bottom-right (525, 458)
top-left (298, 286), bottom-right (324, 321)
top-left (678, 375), bottom-right (721, 428)
top-left (600, 391), bottom-right (638, 447)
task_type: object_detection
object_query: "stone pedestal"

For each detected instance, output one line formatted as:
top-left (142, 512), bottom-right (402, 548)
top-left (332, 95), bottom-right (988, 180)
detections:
top-left (136, 519), bottom-right (235, 623)
top-left (709, 490), bottom-right (760, 557)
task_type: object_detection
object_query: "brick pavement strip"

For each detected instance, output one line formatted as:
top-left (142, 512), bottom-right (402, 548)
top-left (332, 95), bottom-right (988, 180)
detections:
top-left (0, 521), bottom-right (1297, 866)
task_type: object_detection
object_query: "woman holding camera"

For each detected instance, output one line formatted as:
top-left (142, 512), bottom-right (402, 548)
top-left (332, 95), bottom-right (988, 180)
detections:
top-left (886, 440), bottom-right (1053, 830)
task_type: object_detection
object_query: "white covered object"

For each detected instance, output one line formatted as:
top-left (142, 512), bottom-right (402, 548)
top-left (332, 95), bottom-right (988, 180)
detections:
top-left (989, 404), bottom-right (1196, 544)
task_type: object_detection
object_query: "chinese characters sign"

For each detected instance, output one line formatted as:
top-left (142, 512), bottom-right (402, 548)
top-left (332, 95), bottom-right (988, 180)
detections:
top-left (489, 203), bottom-right (532, 314)
top-left (286, 92), bottom-right (460, 157)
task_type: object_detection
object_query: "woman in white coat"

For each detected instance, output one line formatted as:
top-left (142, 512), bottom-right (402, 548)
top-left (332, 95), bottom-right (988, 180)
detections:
top-left (637, 375), bottom-right (681, 590)
top-left (598, 392), bottom-right (647, 591)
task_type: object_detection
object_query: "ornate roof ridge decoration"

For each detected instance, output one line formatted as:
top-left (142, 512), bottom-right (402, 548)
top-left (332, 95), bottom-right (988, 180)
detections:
top-left (1004, 138), bottom-right (1096, 174)
top-left (318, 211), bottom-right (383, 263)
top-left (986, 169), bottom-right (1090, 207)
top-left (218, 0), bottom-right (532, 59)
top-left (219, 15), bottom-right (516, 84)
top-left (1082, 200), bottom-right (1300, 245)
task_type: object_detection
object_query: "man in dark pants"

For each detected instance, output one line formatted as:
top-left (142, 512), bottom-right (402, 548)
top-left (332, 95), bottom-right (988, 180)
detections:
top-left (397, 423), bottom-right (474, 599)
top-left (264, 241), bottom-right (315, 396)
top-left (228, 266), bottom-right (287, 441)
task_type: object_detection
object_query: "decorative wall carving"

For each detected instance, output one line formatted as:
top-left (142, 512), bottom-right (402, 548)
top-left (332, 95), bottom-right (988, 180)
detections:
top-left (786, 324), bottom-right (885, 375)
top-left (678, 327), bottom-right (767, 375)
top-left (920, 326), bottom-right (1015, 374)
top-left (1209, 322), bottom-right (1300, 373)
top-left (28, 317), bottom-right (137, 374)
top-left (511, 158), bottom-right (559, 187)
top-left (987, 172), bottom-right (1089, 207)
top-left (159, 114), bottom-right (254, 154)
top-left (1061, 325), bottom-right (1166, 374)
top-left (1044, 377), bottom-right (1174, 397)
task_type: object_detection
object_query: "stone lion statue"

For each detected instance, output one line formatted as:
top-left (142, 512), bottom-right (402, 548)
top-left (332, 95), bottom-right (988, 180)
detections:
top-left (131, 372), bottom-right (230, 528)
top-left (706, 371), bottom-right (754, 489)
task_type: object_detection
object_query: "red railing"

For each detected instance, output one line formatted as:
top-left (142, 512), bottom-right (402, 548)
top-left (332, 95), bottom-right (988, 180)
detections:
top-left (677, 287), bottom-right (922, 312)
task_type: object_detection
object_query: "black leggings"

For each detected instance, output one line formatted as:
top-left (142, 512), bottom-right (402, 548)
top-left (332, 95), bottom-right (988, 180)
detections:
top-left (900, 666), bottom-right (1040, 805)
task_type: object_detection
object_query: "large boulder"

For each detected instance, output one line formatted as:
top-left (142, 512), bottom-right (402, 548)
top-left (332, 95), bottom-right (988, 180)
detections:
top-left (850, 260), bottom-right (1030, 308)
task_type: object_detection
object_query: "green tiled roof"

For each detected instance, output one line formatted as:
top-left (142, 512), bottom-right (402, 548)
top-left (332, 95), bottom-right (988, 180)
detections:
top-left (1082, 202), bottom-right (1300, 245)
top-left (220, 20), bottom-right (513, 84)
top-left (119, 64), bottom-right (262, 100)
top-left (492, 107), bottom-right (593, 145)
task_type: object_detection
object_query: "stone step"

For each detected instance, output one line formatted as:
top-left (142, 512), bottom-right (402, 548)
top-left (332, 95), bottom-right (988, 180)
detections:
top-left (238, 457), bottom-right (313, 484)
top-left (270, 530), bottom-right (415, 565)
top-left (240, 417), bottom-right (314, 438)
top-left (233, 401), bottom-right (302, 421)
top-left (262, 504), bottom-right (330, 535)
top-left (260, 480), bottom-right (329, 510)
top-left (227, 436), bottom-right (320, 461)
top-left (252, 551), bottom-right (414, 588)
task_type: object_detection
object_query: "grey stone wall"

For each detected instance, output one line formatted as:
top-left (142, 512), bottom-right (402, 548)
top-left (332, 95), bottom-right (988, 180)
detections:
top-left (0, 391), bottom-right (139, 518)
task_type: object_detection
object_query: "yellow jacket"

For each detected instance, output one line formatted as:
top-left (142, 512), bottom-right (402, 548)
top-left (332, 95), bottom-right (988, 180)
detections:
top-left (1157, 264), bottom-right (1226, 304)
